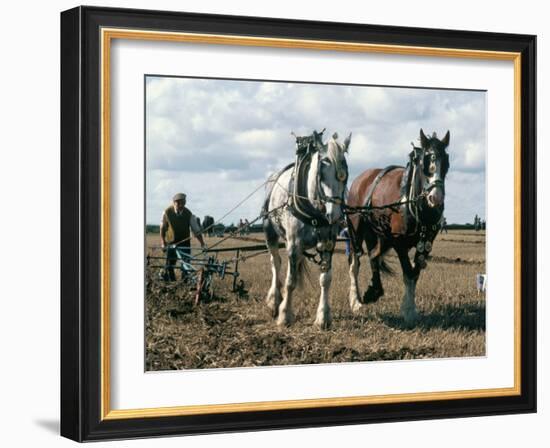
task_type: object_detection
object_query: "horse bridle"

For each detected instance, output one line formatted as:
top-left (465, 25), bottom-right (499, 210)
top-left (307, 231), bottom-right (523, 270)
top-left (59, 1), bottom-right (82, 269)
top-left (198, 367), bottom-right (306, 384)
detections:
top-left (405, 146), bottom-right (447, 264)
top-left (407, 146), bottom-right (446, 210)
top-left (423, 149), bottom-right (446, 197)
top-left (315, 155), bottom-right (348, 207)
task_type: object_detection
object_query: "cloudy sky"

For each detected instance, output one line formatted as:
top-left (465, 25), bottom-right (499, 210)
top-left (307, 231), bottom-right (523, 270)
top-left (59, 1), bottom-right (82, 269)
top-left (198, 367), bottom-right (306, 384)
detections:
top-left (146, 76), bottom-right (486, 226)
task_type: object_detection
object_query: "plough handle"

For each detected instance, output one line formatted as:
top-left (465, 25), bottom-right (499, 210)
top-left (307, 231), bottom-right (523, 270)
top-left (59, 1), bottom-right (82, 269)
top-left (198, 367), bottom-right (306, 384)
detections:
top-left (232, 249), bottom-right (240, 292)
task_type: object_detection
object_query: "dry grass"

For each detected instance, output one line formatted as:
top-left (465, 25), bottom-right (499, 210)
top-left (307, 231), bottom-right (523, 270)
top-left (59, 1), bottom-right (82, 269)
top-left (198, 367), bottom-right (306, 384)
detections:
top-left (145, 230), bottom-right (486, 371)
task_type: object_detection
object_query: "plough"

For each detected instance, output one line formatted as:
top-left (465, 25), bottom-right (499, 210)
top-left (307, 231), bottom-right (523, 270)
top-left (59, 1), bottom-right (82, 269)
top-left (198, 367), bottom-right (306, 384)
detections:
top-left (146, 242), bottom-right (278, 304)
top-left (147, 236), bottom-right (350, 304)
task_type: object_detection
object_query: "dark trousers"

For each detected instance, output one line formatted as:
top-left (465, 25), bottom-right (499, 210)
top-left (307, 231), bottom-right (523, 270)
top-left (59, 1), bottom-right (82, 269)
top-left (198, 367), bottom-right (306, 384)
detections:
top-left (165, 245), bottom-right (191, 281)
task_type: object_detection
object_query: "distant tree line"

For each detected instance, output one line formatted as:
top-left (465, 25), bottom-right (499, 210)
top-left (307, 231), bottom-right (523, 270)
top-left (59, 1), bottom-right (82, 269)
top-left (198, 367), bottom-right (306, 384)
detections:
top-left (445, 223), bottom-right (486, 230)
top-left (145, 222), bottom-right (483, 235)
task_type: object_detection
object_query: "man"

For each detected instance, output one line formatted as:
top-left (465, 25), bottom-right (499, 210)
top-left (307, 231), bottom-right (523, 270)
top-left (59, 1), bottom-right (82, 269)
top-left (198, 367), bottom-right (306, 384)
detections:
top-left (474, 214), bottom-right (480, 231)
top-left (339, 224), bottom-right (351, 258)
top-left (160, 193), bottom-right (206, 281)
top-left (440, 216), bottom-right (448, 234)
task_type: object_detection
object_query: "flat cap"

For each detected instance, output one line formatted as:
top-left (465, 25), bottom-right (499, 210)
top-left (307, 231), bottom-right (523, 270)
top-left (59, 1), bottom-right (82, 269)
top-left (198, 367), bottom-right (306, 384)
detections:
top-left (172, 193), bottom-right (187, 201)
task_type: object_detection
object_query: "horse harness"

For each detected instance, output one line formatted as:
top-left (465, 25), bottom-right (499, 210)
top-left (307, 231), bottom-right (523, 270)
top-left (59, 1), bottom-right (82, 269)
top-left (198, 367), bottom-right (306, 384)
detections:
top-left (262, 130), bottom-right (347, 271)
top-left (353, 146), bottom-right (443, 261)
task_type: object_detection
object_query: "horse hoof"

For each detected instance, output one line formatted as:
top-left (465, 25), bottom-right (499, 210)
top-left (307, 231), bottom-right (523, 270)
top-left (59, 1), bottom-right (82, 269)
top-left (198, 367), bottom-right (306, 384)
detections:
top-left (266, 294), bottom-right (282, 319)
top-left (401, 309), bottom-right (418, 326)
top-left (276, 309), bottom-right (294, 327)
top-left (270, 306), bottom-right (279, 319)
top-left (362, 287), bottom-right (384, 304)
top-left (314, 314), bottom-right (332, 330)
top-left (267, 301), bottom-right (280, 319)
top-left (349, 299), bottom-right (363, 314)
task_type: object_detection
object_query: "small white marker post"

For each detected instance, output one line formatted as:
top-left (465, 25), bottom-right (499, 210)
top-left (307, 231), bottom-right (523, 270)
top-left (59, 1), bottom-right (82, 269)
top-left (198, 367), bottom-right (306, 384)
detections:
top-left (476, 274), bottom-right (487, 295)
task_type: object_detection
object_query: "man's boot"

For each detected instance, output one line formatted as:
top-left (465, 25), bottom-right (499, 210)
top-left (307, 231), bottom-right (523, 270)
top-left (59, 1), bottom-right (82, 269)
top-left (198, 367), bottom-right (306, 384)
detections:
top-left (168, 267), bottom-right (176, 282)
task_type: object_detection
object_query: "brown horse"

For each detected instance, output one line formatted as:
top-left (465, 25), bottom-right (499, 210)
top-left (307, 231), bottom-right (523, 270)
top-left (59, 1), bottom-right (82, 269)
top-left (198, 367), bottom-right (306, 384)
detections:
top-left (346, 129), bottom-right (450, 324)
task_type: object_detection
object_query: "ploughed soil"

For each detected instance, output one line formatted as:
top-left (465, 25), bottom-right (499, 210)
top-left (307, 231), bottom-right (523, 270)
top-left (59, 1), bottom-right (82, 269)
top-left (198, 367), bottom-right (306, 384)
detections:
top-left (145, 230), bottom-right (486, 371)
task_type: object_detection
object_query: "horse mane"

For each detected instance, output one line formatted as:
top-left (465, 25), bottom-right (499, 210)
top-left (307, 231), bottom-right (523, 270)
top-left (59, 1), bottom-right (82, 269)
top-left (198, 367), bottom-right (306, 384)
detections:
top-left (326, 137), bottom-right (346, 172)
top-left (325, 137), bottom-right (350, 184)
top-left (326, 138), bottom-right (339, 160)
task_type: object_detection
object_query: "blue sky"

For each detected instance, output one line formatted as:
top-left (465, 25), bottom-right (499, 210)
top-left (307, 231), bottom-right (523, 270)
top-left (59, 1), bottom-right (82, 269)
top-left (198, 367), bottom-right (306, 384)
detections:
top-left (146, 76), bottom-right (486, 225)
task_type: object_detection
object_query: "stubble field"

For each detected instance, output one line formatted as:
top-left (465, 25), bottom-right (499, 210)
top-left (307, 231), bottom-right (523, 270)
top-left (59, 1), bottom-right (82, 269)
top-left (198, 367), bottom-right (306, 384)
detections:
top-left (145, 230), bottom-right (486, 371)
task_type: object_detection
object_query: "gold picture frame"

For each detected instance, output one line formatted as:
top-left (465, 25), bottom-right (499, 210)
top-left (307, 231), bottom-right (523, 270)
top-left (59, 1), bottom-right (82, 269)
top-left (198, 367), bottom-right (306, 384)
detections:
top-left (61, 6), bottom-right (536, 441)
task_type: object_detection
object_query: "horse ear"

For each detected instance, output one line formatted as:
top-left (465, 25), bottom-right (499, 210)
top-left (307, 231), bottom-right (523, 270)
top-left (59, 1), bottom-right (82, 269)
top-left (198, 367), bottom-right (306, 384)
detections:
top-left (343, 132), bottom-right (352, 152)
top-left (420, 128), bottom-right (428, 147)
top-left (441, 130), bottom-right (450, 147)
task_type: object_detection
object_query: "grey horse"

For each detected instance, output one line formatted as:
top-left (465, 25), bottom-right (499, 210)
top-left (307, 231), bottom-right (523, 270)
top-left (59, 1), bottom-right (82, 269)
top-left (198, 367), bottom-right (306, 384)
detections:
top-left (262, 130), bottom-right (351, 329)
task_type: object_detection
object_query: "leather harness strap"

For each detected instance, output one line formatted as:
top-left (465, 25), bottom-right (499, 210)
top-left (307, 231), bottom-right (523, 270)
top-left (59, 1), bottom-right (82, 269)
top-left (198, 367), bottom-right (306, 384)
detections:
top-left (364, 165), bottom-right (404, 209)
top-left (264, 130), bottom-right (346, 231)
top-left (288, 153), bottom-right (330, 228)
top-left (262, 162), bottom-right (294, 217)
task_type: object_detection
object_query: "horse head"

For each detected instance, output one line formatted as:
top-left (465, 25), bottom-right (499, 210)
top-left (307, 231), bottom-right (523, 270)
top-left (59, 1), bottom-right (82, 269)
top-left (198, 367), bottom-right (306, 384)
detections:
top-left (418, 128), bottom-right (450, 209)
top-left (316, 132), bottom-right (352, 225)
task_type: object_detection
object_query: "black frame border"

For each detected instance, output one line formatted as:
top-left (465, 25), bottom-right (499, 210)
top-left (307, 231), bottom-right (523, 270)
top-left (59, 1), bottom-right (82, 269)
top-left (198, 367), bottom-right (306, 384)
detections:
top-left (61, 6), bottom-right (536, 442)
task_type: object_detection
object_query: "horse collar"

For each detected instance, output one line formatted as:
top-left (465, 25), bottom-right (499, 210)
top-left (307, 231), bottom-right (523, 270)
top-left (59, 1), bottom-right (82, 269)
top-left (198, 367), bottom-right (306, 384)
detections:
top-left (288, 151), bottom-right (330, 228)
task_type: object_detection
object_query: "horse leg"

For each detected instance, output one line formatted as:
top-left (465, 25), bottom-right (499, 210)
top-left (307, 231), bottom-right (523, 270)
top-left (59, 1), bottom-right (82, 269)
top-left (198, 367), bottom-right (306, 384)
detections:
top-left (395, 247), bottom-right (420, 325)
top-left (315, 266), bottom-right (333, 329)
top-left (266, 245), bottom-right (282, 318)
top-left (264, 218), bottom-right (283, 318)
top-left (363, 233), bottom-right (385, 304)
top-left (347, 219), bottom-right (364, 313)
top-left (348, 252), bottom-right (363, 313)
top-left (277, 246), bottom-right (300, 327)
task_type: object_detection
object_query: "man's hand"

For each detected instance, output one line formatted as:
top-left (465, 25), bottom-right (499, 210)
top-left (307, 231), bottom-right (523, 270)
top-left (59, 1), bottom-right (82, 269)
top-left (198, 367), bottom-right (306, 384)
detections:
top-left (197, 235), bottom-right (207, 251)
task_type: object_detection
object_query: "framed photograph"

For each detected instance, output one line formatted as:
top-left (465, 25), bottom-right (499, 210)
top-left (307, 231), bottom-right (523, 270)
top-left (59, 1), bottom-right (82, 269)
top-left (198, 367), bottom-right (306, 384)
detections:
top-left (60, 6), bottom-right (536, 442)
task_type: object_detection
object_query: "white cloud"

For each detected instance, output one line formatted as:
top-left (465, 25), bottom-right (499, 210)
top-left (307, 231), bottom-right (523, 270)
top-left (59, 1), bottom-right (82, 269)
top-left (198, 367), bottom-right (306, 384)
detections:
top-left (146, 76), bottom-right (486, 224)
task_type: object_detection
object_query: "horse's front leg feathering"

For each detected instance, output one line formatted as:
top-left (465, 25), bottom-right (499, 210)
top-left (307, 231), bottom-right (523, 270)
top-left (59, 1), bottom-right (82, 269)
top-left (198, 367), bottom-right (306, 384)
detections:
top-left (277, 244), bottom-right (302, 326)
top-left (315, 268), bottom-right (333, 329)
